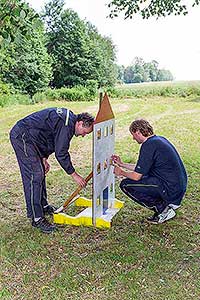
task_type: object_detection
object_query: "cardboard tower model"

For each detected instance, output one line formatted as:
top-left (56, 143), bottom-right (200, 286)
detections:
top-left (53, 93), bottom-right (124, 228)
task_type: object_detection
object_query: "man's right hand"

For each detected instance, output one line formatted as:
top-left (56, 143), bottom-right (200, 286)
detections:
top-left (71, 172), bottom-right (87, 188)
top-left (111, 154), bottom-right (123, 167)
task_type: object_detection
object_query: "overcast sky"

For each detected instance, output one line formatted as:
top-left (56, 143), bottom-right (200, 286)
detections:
top-left (27, 0), bottom-right (200, 81)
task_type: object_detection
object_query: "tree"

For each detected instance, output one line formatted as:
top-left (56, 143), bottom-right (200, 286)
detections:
top-left (0, 0), bottom-right (39, 44)
top-left (41, 0), bottom-right (65, 32)
top-left (122, 57), bottom-right (173, 83)
top-left (1, 16), bottom-right (52, 97)
top-left (116, 65), bottom-right (125, 82)
top-left (43, 1), bottom-right (117, 88)
top-left (144, 60), bottom-right (159, 81)
top-left (108, 0), bottom-right (200, 19)
top-left (157, 69), bottom-right (173, 81)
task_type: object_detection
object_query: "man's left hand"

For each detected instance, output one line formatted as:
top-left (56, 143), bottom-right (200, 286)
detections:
top-left (42, 158), bottom-right (50, 174)
top-left (114, 166), bottom-right (123, 176)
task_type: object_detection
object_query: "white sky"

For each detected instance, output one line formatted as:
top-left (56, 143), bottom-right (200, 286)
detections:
top-left (27, 0), bottom-right (200, 81)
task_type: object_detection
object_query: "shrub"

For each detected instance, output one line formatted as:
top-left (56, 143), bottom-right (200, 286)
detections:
top-left (0, 93), bottom-right (30, 107)
top-left (32, 85), bottom-right (97, 103)
top-left (85, 80), bottom-right (98, 98)
top-left (0, 81), bottom-right (14, 95)
top-left (33, 88), bottom-right (59, 103)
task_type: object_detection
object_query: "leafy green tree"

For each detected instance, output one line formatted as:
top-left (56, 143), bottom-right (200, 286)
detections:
top-left (0, 0), bottom-right (39, 44)
top-left (108, 0), bottom-right (200, 19)
top-left (144, 60), bottom-right (159, 81)
top-left (0, 1), bottom-right (51, 97)
top-left (124, 65), bottom-right (134, 83)
top-left (116, 65), bottom-right (125, 82)
top-left (43, 1), bottom-right (117, 88)
top-left (123, 57), bottom-right (173, 83)
top-left (157, 69), bottom-right (174, 81)
top-left (41, 0), bottom-right (65, 33)
top-left (1, 20), bottom-right (52, 97)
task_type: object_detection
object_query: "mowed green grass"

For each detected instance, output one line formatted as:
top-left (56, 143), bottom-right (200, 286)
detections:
top-left (0, 92), bottom-right (200, 299)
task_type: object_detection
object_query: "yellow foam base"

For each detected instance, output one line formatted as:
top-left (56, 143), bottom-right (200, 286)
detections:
top-left (74, 196), bottom-right (92, 207)
top-left (53, 197), bottom-right (124, 228)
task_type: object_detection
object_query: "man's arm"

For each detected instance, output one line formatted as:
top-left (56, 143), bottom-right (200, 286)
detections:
top-left (120, 163), bottom-right (135, 171)
top-left (112, 154), bottom-right (135, 171)
top-left (114, 165), bottom-right (142, 181)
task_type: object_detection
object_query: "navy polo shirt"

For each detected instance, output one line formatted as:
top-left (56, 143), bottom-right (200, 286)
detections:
top-left (135, 135), bottom-right (187, 201)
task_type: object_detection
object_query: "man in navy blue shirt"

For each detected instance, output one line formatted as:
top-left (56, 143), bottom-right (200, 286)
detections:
top-left (10, 108), bottom-right (94, 233)
top-left (112, 119), bottom-right (187, 224)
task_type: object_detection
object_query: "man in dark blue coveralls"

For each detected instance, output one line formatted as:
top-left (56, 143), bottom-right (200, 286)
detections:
top-left (10, 108), bottom-right (94, 233)
top-left (112, 119), bottom-right (187, 224)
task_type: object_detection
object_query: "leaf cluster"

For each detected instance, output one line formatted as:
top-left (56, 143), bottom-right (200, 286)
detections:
top-left (108, 0), bottom-right (199, 19)
top-left (0, 0), bottom-right (118, 97)
top-left (0, 0), bottom-right (39, 44)
top-left (44, 5), bottom-right (117, 88)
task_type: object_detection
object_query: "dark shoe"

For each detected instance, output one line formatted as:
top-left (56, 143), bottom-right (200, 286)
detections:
top-left (146, 212), bottom-right (159, 224)
top-left (43, 205), bottom-right (57, 216)
top-left (32, 217), bottom-right (56, 233)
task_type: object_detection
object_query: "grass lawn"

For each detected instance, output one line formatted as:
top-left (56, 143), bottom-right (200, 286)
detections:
top-left (0, 94), bottom-right (200, 299)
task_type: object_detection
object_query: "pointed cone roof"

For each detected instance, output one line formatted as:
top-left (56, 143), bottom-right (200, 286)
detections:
top-left (94, 92), bottom-right (115, 124)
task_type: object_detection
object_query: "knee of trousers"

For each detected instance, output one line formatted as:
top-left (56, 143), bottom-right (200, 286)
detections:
top-left (31, 171), bottom-right (45, 184)
top-left (120, 178), bottom-right (132, 192)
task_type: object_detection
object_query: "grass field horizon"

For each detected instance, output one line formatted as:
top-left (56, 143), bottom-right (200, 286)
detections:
top-left (0, 84), bottom-right (200, 299)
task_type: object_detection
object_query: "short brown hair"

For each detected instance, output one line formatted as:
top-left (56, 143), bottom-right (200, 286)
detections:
top-left (77, 112), bottom-right (94, 127)
top-left (129, 119), bottom-right (154, 137)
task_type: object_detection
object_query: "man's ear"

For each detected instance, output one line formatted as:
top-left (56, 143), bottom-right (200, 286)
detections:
top-left (77, 120), bottom-right (83, 127)
top-left (135, 130), bottom-right (143, 137)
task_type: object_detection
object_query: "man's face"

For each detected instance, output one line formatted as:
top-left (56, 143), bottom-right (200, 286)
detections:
top-left (75, 121), bottom-right (93, 137)
top-left (131, 130), bottom-right (144, 144)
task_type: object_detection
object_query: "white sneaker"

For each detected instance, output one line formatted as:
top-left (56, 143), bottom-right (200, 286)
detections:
top-left (158, 207), bottom-right (176, 224)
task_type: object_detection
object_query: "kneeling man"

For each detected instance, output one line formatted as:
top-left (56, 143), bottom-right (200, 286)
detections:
top-left (112, 119), bottom-right (187, 224)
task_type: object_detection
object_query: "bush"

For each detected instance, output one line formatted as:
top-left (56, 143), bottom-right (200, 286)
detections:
top-left (0, 93), bottom-right (30, 107)
top-left (0, 81), bottom-right (14, 95)
top-left (32, 84), bottom-right (98, 103)
top-left (33, 88), bottom-right (59, 103)
top-left (85, 80), bottom-right (98, 98)
top-left (0, 80), bottom-right (31, 107)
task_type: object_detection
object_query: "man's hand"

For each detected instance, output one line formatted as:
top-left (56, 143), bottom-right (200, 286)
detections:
top-left (71, 172), bottom-right (87, 188)
top-left (42, 158), bottom-right (50, 174)
top-left (111, 154), bottom-right (123, 167)
top-left (113, 166), bottom-right (123, 176)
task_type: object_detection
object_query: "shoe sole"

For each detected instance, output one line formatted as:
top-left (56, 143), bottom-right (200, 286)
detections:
top-left (146, 219), bottom-right (159, 224)
top-left (32, 226), bottom-right (56, 234)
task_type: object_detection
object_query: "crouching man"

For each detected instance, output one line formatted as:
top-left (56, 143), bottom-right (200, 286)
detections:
top-left (112, 119), bottom-right (187, 224)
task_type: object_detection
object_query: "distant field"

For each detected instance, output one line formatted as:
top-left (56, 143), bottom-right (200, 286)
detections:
top-left (0, 88), bottom-right (200, 299)
top-left (118, 80), bottom-right (200, 88)
top-left (109, 80), bottom-right (200, 99)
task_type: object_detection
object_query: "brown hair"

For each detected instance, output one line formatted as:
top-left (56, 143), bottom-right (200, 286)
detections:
top-left (129, 119), bottom-right (154, 137)
top-left (77, 112), bottom-right (94, 127)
